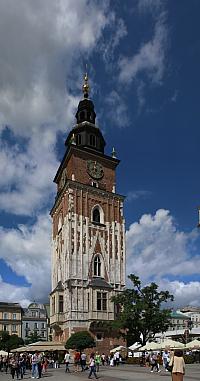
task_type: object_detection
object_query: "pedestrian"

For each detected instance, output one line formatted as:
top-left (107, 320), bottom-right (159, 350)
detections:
top-left (150, 353), bottom-right (160, 373)
top-left (110, 353), bottom-right (114, 367)
top-left (101, 353), bottom-right (105, 366)
top-left (64, 351), bottom-right (70, 373)
top-left (95, 352), bottom-right (101, 372)
top-left (88, 353), bottom-right (98, 379)
top-left (31, 351), bottom-right (39, 379)
top-left (169, 350), bottom-right (185, 381)
top-left (115, 351), bottom-right (120, 366)
top-left (74, 351), bottom-right (80, 372)
top-left (10, 356), bottom-right (20, 380)
top-left (162, 350), bottom-right (170, 371)
top-left (37, 352), bottom-right (43, 378)
top-left (42, 356), bottom-right (48, 373)
top-left (81, 352), bottom-right (86, 371)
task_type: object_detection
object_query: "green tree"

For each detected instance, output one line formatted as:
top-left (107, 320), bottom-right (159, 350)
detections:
top-left (24, 331), bottom-right (41, 345)
top-left (65, 331), bottom-right (95, 352)
top-left (0, 331), bottom-right (24, 353)
top-left (112, 274), bottom-right (174, 346)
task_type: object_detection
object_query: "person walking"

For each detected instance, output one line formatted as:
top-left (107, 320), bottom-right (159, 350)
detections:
top-left (95, 352), bottom-right (101, 372)
top-left (88, 353), bottom-right (98, 379)
top-left (81, 352), bottom-right (86, 371)
top-left (150, 353), bottom-right (160, 373)
top-left (162, 350), bottom-right (170, 371)
top-left (10, 356), bottom-right (20, 380)
top-left (74, 351), bottom-right (80, 372)
top-left (101, 353), bottom-right (105, 366)
top-left (64, 351), bottom-right (70, 373)
top-left (169, 350), bottom-right (185, 381)
top-left (31, 351), bottom-right (39, 379)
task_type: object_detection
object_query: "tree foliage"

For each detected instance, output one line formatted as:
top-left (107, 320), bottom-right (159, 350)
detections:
top-left (90, 320), bottom-right (122, 339)
top-left (0, 331), bottom-right (24, 352)
top-left (112, 274), bottom-right (174, 346)
top-left (65, 331), bottom-right (95, 351)
top-left (24, 331), bottom-right (42, 345)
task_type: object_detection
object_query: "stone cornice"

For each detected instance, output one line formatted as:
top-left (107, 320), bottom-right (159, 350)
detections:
top-left (50, 179), bottom-right (125, 216)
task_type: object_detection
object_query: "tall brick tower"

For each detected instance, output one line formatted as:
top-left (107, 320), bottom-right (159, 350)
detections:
top-left (50, 74), bottom-right (126, 345)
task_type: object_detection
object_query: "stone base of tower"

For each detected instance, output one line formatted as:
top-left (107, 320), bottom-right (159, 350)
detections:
top-left (52, 326), bottom-right (126, 355)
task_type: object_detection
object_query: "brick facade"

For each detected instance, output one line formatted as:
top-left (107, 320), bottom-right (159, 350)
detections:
top-left (50, 87), bottom-right (126, 352)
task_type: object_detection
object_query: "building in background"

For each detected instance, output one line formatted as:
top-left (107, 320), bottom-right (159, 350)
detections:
top-left (22, 302), bottom-right (48, 341)
top-left (178, 306), bottom-right (200, 329)
top-left (169, 311), bottom-right (191, 331)
top-left (0, 302), bottom-right (23, 337)
top-left (50, 74), bottom-right (126, 350)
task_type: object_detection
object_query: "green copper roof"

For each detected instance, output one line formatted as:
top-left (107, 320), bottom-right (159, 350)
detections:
top-left (170, 312), bottom-right (190, 319)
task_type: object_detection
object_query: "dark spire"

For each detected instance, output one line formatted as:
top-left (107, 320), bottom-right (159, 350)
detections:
top-left (65, 71), bottom-right (105, 153)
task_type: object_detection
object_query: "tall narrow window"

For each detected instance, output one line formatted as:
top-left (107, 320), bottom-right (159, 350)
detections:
top-left (52, 296), bottom-right (55, 314)
top-left (76, 134), bottom-right (82, 145)
top-left (59, 295), bottom-right (63, 313)
top-left (97, 292), bottom-right (107, 311)
top-left (93, 208), bottom-right (100, 223)
top-left (94, 255), bottom-right (101, 277)
top-left (90, 134), bottom-right (96, 147)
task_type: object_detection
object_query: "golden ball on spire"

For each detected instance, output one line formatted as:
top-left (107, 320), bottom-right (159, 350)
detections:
top-left (82, 72), bottom-right (90, 98)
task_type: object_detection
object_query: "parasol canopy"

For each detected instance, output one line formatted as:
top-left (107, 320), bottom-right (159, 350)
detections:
top-left (185, 339), bottom-right (200, 349)
top-left (158, 339), bottom-right (185, 350)
top-left (0, 350), bottom-right (8, 356)
top-left (139, 342), bottom-right (160, 351)
top-left (110, 345), bottom-right (127, 353)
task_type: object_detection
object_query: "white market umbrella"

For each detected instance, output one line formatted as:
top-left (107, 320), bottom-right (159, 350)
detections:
top-left (185, 339), bottom-right (200, 350)
top-left (0, 350), bottom-right (8, 356)
top-left (139, 342), bottom-right (160, 351)
top-left (110, 346), bottom-right (127, 353)
top-left (129, 342), bottom-right (142, 351)
top-left (158, 339), bottom-right (185, 350)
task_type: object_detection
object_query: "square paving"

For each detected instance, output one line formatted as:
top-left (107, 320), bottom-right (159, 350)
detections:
top-left (0, 364), bottom-right (199, 381)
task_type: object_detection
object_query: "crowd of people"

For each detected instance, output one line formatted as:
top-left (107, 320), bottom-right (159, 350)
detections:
top-left (139, 349), bottom-right (185, 380)
top-left (0, 348), bottom-right (186, 380)
top-left (0, 349), bottom-right (123, 380)
top-left (0, 352), bottom-right (56, 379)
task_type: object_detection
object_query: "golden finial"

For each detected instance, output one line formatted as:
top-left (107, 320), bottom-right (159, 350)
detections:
top-left (82, 65), bottom-right (90, 98)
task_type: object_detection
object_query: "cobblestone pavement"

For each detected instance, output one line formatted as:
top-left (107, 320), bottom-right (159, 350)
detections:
top-left (0, 364), bottom-right (199, 381)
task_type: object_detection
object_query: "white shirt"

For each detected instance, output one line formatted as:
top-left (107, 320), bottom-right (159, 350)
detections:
top-left (64, 354), bottom-right (70, 362)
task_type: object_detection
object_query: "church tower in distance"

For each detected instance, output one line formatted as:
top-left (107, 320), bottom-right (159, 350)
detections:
top-left (50, 74), bottom-right (126, 347)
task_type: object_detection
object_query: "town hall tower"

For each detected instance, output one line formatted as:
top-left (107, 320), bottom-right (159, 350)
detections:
top-left (50, 74), bottom-right (126, 345)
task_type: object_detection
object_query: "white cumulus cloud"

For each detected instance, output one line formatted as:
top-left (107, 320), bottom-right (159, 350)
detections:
top-left (119, 16), bottom-right (167, 85)
top-left (0, 213), bottom-right (51, 304)
top-left (126, 209), bottom-right (200, 306)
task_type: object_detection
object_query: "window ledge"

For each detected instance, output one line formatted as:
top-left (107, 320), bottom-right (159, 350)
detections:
top-left (92, 221), bottom-right (106, 227)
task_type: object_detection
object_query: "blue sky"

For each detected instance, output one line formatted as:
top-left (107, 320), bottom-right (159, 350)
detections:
top-left (0, 0), bottom-right (200, 307)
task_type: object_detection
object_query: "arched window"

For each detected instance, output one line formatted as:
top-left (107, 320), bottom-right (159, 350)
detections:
top-left (93, 207), bottom-right (100, 223)
top-left (94, 255), bottom-right (101, 277)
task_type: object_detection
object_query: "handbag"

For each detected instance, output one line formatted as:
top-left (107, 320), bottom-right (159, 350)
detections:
top-left (166, 363), bottom-right (173, 372)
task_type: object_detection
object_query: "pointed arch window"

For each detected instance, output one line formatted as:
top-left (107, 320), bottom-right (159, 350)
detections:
top-left (93, 207), bottom-right (100, 223)
top-left (94, 255), bottom-right (101, 277)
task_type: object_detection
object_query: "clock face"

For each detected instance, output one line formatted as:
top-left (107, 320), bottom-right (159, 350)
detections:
top-left (87, 160), bottom-right (104, 180)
